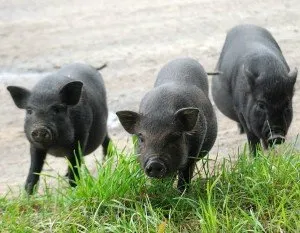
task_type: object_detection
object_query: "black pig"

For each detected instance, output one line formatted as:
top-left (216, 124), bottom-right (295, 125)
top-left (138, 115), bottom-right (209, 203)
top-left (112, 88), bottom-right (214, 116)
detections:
top-left (117, 58), bottom-right (217, 192)
top-left (7, 63), bottom-right (110, 194)
top-left (212, 24), bottom-right (297, 154)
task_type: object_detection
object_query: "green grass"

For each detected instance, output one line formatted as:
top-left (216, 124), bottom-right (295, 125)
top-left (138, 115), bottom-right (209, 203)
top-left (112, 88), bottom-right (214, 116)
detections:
top-left (0, 144), bottom-right (299, 233)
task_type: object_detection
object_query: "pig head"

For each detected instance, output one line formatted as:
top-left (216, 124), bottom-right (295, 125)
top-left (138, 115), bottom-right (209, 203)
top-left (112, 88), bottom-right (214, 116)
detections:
top-left (237, 65), bottom-right (297, 149)
top-left (7, 81), bottom-right (83, 150)
top-left (117, 107), bottom-right (201, 178)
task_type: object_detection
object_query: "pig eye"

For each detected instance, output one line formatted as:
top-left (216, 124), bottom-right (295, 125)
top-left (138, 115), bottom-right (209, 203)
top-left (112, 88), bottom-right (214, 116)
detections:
top-left (26, 108), bottom-right (33, 115)
top-left (137, 133), bottom-right (144, 143)
top-left (52, 105), bottom-right (66, 114)
top-left (257, 101), bottom-right (266, 111)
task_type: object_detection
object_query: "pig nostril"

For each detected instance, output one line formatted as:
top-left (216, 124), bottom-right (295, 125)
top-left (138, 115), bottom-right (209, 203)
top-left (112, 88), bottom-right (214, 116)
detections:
top-left (145, 165), bottom-right (152, 174)
top-left (31, 131), bottom-right (38, 138)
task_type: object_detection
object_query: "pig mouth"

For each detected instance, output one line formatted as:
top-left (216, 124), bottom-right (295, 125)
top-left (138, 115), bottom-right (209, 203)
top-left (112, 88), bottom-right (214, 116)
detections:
top-left (144, 158), bottom-right (167, 179)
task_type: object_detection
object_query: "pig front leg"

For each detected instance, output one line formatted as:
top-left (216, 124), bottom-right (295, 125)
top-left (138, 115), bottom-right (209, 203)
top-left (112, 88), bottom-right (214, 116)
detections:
top-left (177, 133), bottom-right (205, 192)
top-left (177, 160), bottom-right (197, 193)
top-left (25, 146), bottom-right (47, 194)
top-left (246, 131), bottom-right (261, 156)
top-left (238, 113), bottom-right (260, 156)
top-left (66, 136), bottom-right (88, 188)
top-left (67, 151), bottom-right (82, 187)
top-left (237, 122), bottom-right (245, 134)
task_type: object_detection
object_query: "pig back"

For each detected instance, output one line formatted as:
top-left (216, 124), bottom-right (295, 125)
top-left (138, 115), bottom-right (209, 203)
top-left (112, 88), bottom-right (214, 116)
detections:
top-left (212, 24), bottom-right (291, 122)
top-left (155, 58), bottom-right (209, 96)
top-left (217, 24), bottom-right (288, 78)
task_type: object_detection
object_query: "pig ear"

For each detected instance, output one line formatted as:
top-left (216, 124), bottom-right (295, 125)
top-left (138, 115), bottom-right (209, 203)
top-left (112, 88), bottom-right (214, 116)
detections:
top-left (116, 111), bottom-right (140, 134)
top-left (174, 107), bottom-right (199, 132)
top-left (7, 86), bottom-right (31, 109)
top-left (288, 67), bottom-right (298, 86)
top-left (59, 81), bottom-right (83, 106)
top-left (243, 65), bottom-right (256, 88)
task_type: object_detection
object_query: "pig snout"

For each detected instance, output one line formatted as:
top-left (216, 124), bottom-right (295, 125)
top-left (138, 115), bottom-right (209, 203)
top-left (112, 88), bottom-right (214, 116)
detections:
top-left (144, 158), bottom-right (167, 178)
top-left (30, 127), bottom-right (53, 144)
top-left (267, 134), bottom-right (285, 146)
top-left (265, 127), bottom-right (285, 146)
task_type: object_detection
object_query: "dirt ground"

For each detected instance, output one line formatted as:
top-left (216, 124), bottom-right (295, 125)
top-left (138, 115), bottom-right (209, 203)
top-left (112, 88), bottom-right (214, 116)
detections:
top-left (0, 0), bottom-right (299, 195)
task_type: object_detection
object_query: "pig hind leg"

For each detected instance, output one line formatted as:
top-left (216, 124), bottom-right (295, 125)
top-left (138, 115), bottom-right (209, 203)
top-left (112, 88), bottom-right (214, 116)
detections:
top-left (65, 135), bottom-right (111, 185)
top-left (67, 146), bottom-right (84, 188)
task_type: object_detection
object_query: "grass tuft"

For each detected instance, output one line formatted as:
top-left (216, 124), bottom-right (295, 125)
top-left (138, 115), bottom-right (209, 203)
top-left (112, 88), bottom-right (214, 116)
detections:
top-left (1, 143), bottom-right (299, 232)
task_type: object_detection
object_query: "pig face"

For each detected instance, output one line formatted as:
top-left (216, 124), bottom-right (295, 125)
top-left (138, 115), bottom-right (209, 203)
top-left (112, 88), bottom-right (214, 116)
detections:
top-left (117, 108), bottom-right (199, 178)
top-left (7, 81), bottom-right (83, 149)
top-left (244, 67), bottom-right (297, 147)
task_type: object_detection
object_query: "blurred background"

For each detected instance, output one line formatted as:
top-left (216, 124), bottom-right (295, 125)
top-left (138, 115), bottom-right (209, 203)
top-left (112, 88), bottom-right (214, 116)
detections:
top-left (0, 0), bottom-right (299, 194)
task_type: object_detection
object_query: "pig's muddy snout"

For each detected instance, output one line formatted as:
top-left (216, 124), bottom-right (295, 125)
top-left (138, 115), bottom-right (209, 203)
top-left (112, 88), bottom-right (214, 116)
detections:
top-left (30, 126), bottom-right (53, 144)
top-left (144, 158), bottom-right (167, 178)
